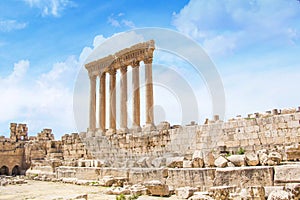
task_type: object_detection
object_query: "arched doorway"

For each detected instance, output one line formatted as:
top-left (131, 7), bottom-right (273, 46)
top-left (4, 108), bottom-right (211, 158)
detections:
top-left (0, 166), bottom-right (9, 175)
top-left (11, 165), bottom-right (21, 176)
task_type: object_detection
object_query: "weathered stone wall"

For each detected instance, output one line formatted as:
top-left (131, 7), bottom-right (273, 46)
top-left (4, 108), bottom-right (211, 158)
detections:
top-left (82, 109), bottom-right (300, 167)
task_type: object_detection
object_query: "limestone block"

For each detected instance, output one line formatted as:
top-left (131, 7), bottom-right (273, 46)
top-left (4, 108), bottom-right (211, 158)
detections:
top-left (245, 152), bottom-right (259, 166)
top-left (214, 156), bottom-right (228, 168)
top-left (209, 186), bottom-right (236, 200)
top-left (264, 186), bottom-right (285, 199)
top-left (274, 165), bottom-right (300, 184)
top-left (286, 145), bottom-right (300, 161)
top-left (188, 193), bottom-right (214, 200)
top-left (192, 150), bottom-right (204, 168)
top-left (105, 187), bottom-right (131, 195)
top-left (227, 155), bottom-right (245, 167)
top-left (287, 121), bottom-right (299, 128)
top-left (285, 183), bottom-right (300, 199)
top-left (278, 123), bottom-right (287, 129)
top-left (99, 176), bottom-right (115, 187)
top-left (227, 162), bottom-right (235, 167)
top-left (144, 180), bottom-right (170, 197)
top-left (166, 157), bottom-right (184, 168)
top-left (214, 166), bottom-right (274, 188)
top-left (130, 184), bottom-right (149, 196)
top-left (137, 157), bottom-right (151, 168)
top-left (245, 186), bottom-right (265, 200)
top-left (267, 152), bottom-right (282, 165)
top-left (151, 157), bottom-right (166, 168)
top-left (176, 187), bottom-right (198, 199)
top-left (267, 190), bottom-right (293, 200)
top-left (258, 151), bottom-right (268, 165)
top-left (166, 168), bottom-right (215, 191)
top-left (183, 160), bottom-right (193, 168)
top-left (157, 121), bottom-right (170, 131)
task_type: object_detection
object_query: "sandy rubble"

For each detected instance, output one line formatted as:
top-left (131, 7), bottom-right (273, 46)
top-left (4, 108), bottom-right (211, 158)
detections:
top-left (0, 180), bottom-right (178, 200)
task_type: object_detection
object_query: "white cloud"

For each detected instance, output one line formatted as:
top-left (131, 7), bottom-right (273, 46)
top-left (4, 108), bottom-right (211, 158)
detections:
top-left (173, 0), bottom-right (300, 57)
top-left (107, 13), bottom-right (135, 29)
top-left (0, 20), bottom-right (27, 32)
top-left (0, 57), bottom-right (80, 138)
top-left (23, 0), bottom-right (75, 17)
top-left (108, 16), bottom-right (120, 27)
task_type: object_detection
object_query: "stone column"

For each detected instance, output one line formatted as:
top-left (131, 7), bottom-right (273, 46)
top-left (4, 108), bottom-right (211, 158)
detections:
top-left (99, 72), bottom-right (106, 131)
top-left (120, 66), bottom-right (128, 132)
top-left (132, 61), bottom-right (141, 131)
top-left (108, 68), bottom-right (116, 134)
top-left (145, 57), bottom-right (154, 126)
top-left (89, 74), bottom-right (97, 131)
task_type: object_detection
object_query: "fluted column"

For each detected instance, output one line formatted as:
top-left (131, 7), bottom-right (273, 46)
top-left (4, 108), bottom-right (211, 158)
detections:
top-left (109, 68), bottom-right (116, 132)
top-left (145, 57), bottom-right (154, 125)
top-left (120, 66), bottom-right (128, 131)
top-left (132, 61), bottom-right (141, 130)
top-left (89, 74), bottom-right (97, 131)
top-left (99, 72), bottom-right (106, 131)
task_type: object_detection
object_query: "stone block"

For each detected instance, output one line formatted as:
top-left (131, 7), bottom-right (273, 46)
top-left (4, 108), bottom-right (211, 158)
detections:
top-left (166, 157), bottom-right (184, 168)
top-left (167, 168), bottom-right (215, 192)
top-left (245, 186), bottom-right (265, 200)
top-left (144, 180), bottom-right (170, 197)
top-left (227, 155), bottom-right (245, 167)
top-left (274, 165), bottom-right (300, 184)
top-left (209, 186), bottom-right (236, 200)
top-left (245, 152), bottom-right (259, 166)
top-left (214, 156), bottom-right (228, 168)
top-left (176, 186), bottom-right (198, 199)
top-left (267, 190), bottom-right (293, 200)
top-left (285, 183), bottom-right (300, 199)
top-left (214, 166), bottom-right (274, 188)
top-left (267, 152), bottom-right (282, 165)
top-left (183, 160), bottom-right (193, 168)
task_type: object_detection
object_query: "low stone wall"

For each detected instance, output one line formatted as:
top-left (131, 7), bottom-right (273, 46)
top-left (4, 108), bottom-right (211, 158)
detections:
top-left (166, 168), bottom-right (215, 191)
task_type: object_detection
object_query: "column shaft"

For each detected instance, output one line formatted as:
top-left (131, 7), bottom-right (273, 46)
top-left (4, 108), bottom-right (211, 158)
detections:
top-left (120, 67), bottom-right (128, 130)
top-left (99, 73), bottom-right (106, 131)
top-left (132, 63), bottom-right (140, 127)
top-left (109, 70), bottom-right (116, 131)
top-left (145, 61), bottom-right (154, 124)
top-left (89, 75), bottom-right (97, 131)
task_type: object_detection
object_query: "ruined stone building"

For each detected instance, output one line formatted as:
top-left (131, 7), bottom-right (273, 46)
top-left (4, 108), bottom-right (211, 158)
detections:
top-left (0, 123), bottom-right (91, 176)
top-left (0, 41), bottom-right (300, 198)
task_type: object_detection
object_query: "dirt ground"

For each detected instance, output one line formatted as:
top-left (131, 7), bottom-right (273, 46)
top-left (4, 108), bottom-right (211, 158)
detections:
top-left (0, 180), bottom-right (178, 200)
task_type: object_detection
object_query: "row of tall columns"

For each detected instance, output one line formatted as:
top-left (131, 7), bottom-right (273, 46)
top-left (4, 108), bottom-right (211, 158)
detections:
top-left (88, 60), bottom-right (154, 133)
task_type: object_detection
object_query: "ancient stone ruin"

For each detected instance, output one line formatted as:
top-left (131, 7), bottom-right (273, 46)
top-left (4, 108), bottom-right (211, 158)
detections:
top-left (0, 41), bottom-right (300, 199)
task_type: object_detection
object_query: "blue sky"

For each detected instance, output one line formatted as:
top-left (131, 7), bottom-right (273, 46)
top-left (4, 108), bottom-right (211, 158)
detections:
top-left (0, 0), bottom-right (300, 138)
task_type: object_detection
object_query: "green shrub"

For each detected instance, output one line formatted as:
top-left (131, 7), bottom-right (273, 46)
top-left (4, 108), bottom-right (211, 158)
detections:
top-left (116, 194), bottom-right (126, 200)
top-left (237, 147), bottom-right (245, 155)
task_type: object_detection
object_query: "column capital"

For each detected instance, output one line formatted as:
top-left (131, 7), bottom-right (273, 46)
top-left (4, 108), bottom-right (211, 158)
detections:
top-left (99, 72), bottom-right (106, 78)
top-left (131, 60), bottom-right (140, 68)
top-left (108, 66), bottom-right (116, 75)
top-left (120, 66), bottom-right (128, 74)
top-left (144, 57), bottom-right (153, 64)
top-left (89, 73), bottom-right (97, 80)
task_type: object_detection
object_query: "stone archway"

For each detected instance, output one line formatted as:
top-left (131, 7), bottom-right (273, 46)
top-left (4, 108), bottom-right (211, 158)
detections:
top-left (0, 166), bottom-right (9, 175)
top-left (11, 165), bottom-right (21, 176)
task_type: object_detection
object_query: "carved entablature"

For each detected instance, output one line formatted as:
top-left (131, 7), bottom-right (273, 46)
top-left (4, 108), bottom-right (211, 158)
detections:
top-left (85, 40), bottom-right (155, 76)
